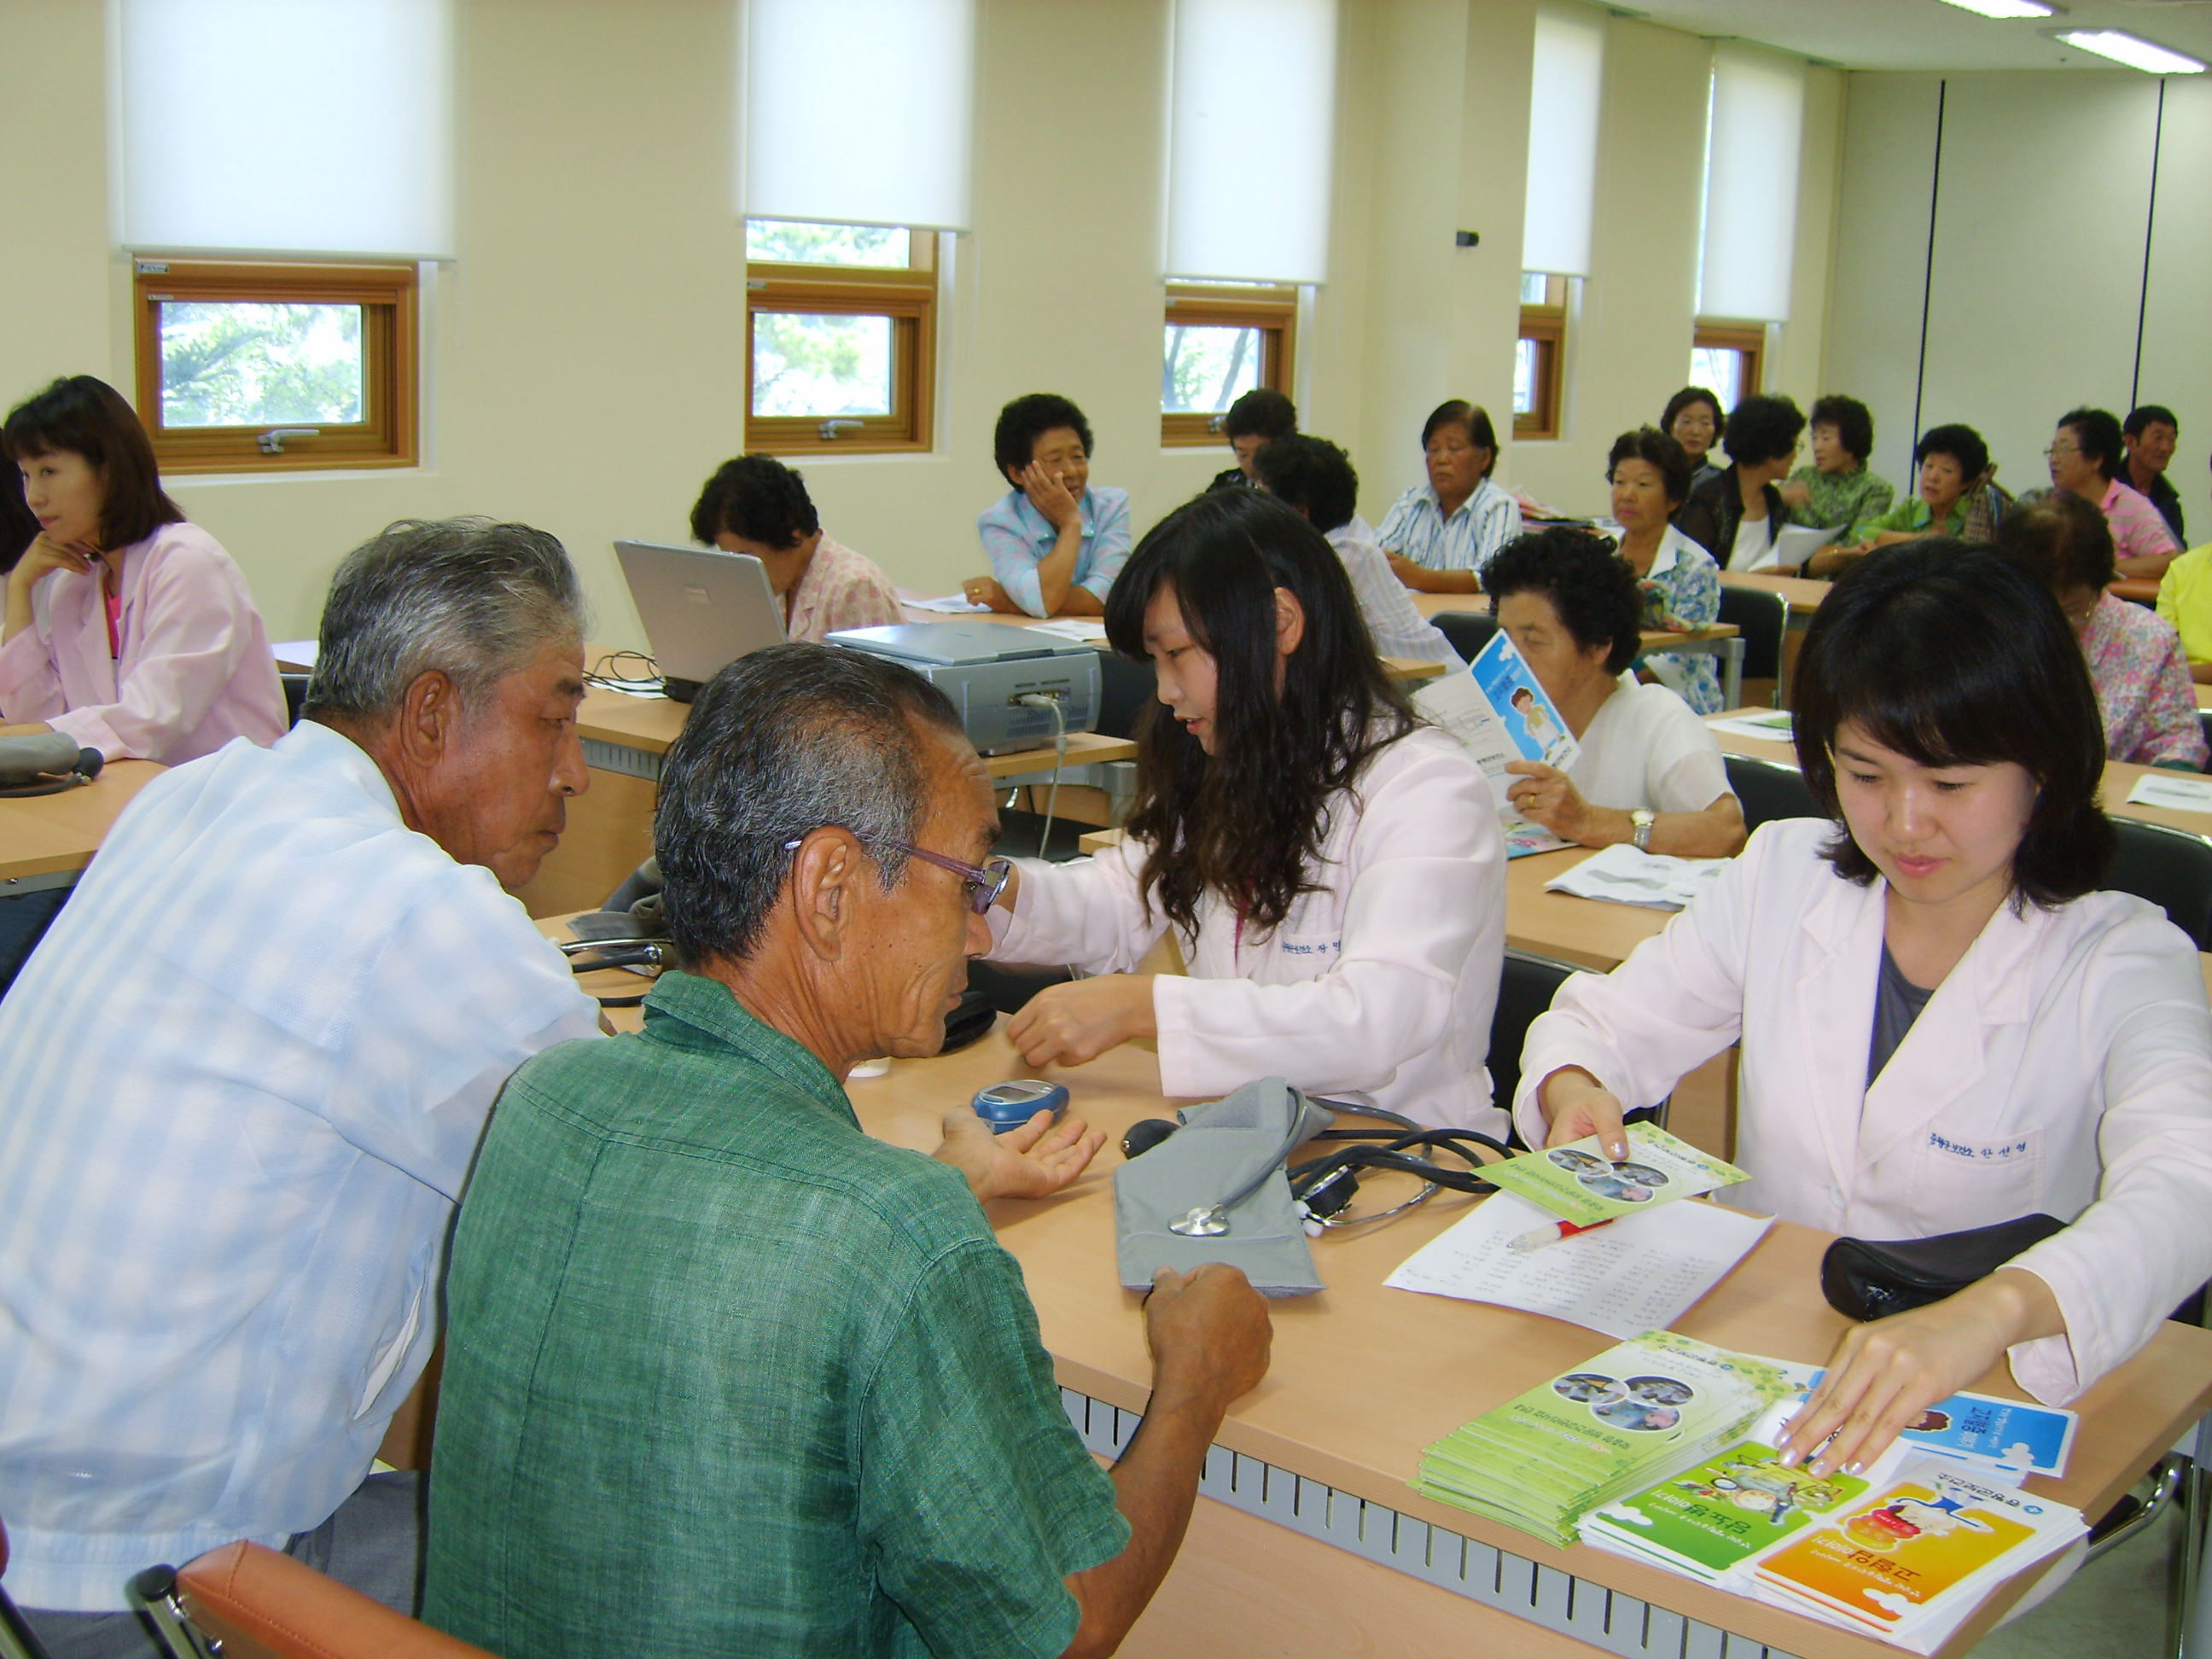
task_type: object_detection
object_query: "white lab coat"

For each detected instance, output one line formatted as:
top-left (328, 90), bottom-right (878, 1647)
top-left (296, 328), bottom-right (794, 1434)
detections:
top-left (991, 726), bottom-right (1509, 1135)
top-left (1514, 818), bottom-right (2212, 1404)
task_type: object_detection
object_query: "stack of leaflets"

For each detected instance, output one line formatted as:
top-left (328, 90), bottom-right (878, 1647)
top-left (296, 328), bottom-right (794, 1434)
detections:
top-left (1414, 1331), bottom-right (1794, 1547)
top-left (1413, 632), bottom-right (1578, 858)
top-left (1484, 1126), bottom-right (1751, 1227)
top-left (1750, 1463), bottom-right (2087, 1650)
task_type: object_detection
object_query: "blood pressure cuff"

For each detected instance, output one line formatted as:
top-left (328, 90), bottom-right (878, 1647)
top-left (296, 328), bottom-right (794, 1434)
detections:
top-left (1112, 1077), bottom-right (1331, 1297)
top-left (1820, 1214), bottom-right (2068, 1322)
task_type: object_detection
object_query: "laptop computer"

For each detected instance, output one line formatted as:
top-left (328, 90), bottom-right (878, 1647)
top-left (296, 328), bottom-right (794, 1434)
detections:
top-left (613, 540), bottom-right (786, 701)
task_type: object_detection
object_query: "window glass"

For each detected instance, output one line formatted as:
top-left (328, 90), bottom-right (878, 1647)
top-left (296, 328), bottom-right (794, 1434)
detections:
top-left (1689, 346), bottom-right (1743, 412)
top-left (751, 311), bottom-right (894, 417)
top-left (744, 218), bottom-right (910, 266)
top-left (157, 301), bottom-right (364, 427)
top-left (1513, 337), bottom-right (1540, 416)
top-left (1162, 323), bottom-right (1262, 414)
top-left (1519, 271), bottom-right (1549, 305)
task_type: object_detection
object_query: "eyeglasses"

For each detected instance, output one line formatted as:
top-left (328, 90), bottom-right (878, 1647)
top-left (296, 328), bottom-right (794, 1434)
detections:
top-left (2045, 443), bottom-right (2081, 458)
top-left (781, 834), bottom-right (1014, 915)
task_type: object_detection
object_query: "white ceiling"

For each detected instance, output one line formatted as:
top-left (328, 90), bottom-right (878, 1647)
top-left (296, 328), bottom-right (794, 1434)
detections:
top-left (1617, 0), bottom-right (2212, 72)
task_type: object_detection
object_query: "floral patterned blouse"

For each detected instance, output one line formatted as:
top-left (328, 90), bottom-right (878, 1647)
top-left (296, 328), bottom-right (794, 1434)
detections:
top-left (2082, 591), bottom-right (2207, 769)
top-left (1631, 525), bottom-right (1724, 714)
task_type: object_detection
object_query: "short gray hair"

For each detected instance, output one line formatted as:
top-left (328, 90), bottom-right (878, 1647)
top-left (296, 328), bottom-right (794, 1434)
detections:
top-left (302, 518), bottom-right (587, 720)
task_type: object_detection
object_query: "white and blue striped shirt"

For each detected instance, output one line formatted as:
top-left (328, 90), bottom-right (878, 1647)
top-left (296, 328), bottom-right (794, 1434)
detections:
top-left (1375, 479), bottom-right (1524, 575)
top-left (0, 720), bottom-right (599, 1611)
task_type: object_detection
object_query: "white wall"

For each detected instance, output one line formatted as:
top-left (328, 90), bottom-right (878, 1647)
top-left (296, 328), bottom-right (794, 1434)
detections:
top-left (1826, 68), bottom-right (2209, 521)
top-left (1, 0), bottom-right (1850, 650)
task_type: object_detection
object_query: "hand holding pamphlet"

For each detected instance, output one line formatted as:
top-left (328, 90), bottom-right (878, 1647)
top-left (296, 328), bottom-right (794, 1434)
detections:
top-left (1793, 1367), bottom-right (2076, 1480)
top-left (1485, 1126), bottom-right (1750, 1226)
top-left (1414, 632), bottom-right (1578, 857)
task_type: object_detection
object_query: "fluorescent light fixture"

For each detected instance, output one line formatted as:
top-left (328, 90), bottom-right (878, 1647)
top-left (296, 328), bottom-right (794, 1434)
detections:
top-left (1936, 0), bottom-right (2054, 18)
top-left (2055, 28), bottom-right (2206, 73)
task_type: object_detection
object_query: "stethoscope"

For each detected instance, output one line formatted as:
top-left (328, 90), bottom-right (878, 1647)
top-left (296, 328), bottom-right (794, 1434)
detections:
top-left (560, 937), bottom-right (672, 1009)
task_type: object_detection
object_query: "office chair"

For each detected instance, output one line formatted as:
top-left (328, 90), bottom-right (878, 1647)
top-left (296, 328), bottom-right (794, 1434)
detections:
top-left (1714, 585), bottom-right (1790, 707)
top-left (1486, 948), bottom-right (1668, 1149)
top-left (1092, 650), bottom-right (1156, 741)
top-left (1429, 610), bottom-right (1498, 664)
top-left (1, 1519), bottom-right (56, 1659)
top-left (1722, 751), bottom-right (1823, 833)
top-left (133, 1543), bottom-right (496, 1659)
top-left (278, 673), bottom-right (310, 730)
top-left (2104, 816), bottom-right (2212, 952)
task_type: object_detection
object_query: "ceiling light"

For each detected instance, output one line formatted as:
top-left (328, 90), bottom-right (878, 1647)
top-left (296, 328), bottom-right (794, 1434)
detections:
top-left (1936, 0), bottom-right (2053, 18)
top-left (2055, 28), bottom-right (2207, 73)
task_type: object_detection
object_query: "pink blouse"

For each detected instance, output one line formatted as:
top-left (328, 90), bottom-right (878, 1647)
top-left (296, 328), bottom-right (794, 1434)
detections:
top-left (2100, 479), bottom-right (2181, 565)
top-left (2081, 591), bottom-right (2207, 770)
top-left (783, 533), bottom-right (905, 643)
top-left (0, 521), bottom-right (287, 763)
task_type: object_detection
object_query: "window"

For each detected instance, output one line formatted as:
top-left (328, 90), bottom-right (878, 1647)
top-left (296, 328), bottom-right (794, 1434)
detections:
top-left (1160, 284), bottom-right (1297, 446)
top-left (1515, 275), bottom-right (1568, 441)
top-left (132, 260), bottom-right (418, 473)
top-left (743, 220), bottom-right (936, 456)
top-left (1689, 323), bottom-right (1765, 412)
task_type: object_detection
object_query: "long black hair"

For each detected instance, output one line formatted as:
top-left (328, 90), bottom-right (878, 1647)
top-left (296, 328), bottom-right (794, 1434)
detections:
top-left (1104, 490), bottom-right (1416, 936)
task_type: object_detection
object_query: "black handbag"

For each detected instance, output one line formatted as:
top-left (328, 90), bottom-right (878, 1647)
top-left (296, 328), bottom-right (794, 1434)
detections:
top-left (1819, 1214), bottom-right (2068, 1322)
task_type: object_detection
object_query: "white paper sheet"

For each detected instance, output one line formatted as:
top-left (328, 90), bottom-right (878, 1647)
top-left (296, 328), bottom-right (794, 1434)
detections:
top-left (1705, 712), bottom-right (1797, 743)
top-left (1542, 842), bottom-right (1727, 910)
top-left (908, 594), bottom-right (992, 614)
top-left (2126, 771), bottom-right (2212, 812)
top-left (270, 638), bottom-right (319, 667)
top-left (1026, 618), bottom-right (1110, 643)
top-left (1384, 1190), bottom-right (1773, 1337)
top-left (1768, 523), bottom-right (1842, 571)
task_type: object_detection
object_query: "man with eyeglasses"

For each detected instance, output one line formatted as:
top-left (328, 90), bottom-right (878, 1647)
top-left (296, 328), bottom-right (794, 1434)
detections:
top-left (421, 643), bottom-right (1272, 1659)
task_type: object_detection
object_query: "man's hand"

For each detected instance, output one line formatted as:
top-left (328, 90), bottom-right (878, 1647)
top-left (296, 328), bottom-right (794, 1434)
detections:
top-left (1143, 1263), bottom-right (1272, 1409)
top-left (934, 1105), bottom-right (1106, 1203)
top-left (1505, 760), bottom-right (1595, 841)
top-left (1780, 1269), bottom-right (2064, 1478)
top-left (1006, 975), bottom-right (1156, 1068)
top-left (1019, 460), bottom-right (1083, 533)
top-left (1386, 552), bottom-right (1479, 595)
top-left (1536, 1067), bottom-right (1628, 1160)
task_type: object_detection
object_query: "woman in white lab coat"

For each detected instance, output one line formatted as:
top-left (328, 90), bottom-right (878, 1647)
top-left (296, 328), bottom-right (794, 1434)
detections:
top-left (987, 488), bottom-right (1509, 1135)
top-left (1517, 540), bottom-right (2212, 1475)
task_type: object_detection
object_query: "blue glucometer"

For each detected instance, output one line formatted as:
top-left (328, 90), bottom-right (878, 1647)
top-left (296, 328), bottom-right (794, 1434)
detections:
top-left (971, 1079), bottom-right (1070, 1134)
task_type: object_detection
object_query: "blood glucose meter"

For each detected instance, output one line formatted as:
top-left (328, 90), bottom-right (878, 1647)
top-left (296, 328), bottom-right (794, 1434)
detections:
top-left (971, 1079), bottom-right (1071, 1133)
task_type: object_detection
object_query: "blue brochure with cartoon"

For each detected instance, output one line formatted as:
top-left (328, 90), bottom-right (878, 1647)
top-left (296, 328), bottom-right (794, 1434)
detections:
top-left (1414, 632), bottom-right (1580, 857)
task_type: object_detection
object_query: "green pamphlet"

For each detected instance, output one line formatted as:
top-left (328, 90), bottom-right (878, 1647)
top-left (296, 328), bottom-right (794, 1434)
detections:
top-left (1485, 1125), bottom-right (1750, 1225)
top-left (1580, 1440), bottom-right (1875, 1580)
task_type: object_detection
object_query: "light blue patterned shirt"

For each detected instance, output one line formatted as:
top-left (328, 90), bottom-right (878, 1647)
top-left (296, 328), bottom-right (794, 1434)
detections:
top-left (976, 486), bottom-right (1132, 617)
top-left (1636, 526), bottom-right (1724, 714)
top-left (0, 721), bottom-right (600, 1611)
top-left (1375, 479), bottom-right (1524, 574)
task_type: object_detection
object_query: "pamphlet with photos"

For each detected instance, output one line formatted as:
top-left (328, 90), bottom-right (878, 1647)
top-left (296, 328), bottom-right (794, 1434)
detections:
top-left (1485, 1125), bottom-right (1751, 1225)
top-left (1413, 632), bottom-right (1579, 858)
top-left (1797, 1371), bottom-right (2076, 1480)
top-left (1414, 1331), bottom-right (1794, 1547)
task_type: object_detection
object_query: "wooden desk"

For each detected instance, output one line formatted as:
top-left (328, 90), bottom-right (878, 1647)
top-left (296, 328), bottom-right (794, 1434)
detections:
top-left (1717, 569), bottom-right (1829, 619)
top-left (0, 760), bottom-right (164, 893)
top-left (2114, 577), bottom-right (2163, 607)
top-left (555, 915), bottom-right (2212, 1659)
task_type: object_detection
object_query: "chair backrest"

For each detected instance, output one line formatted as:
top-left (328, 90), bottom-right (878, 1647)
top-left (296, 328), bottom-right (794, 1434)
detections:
top-left (1487, 948), bottom-right (1588, 1138)
top-left (1714, 585), bottom-right (1789, 688)
top-left (1723, 752), bottom-right (1825, 833)
top-left (279, 673), bottom-right (309, 730)
top-left (2198, 709), bottom-right (2210, 765)
top-left (134, 1543), bottom-right (495, 1659)
top-left (2105, 816), bottom-right (2212, 952)
top-left (1093, 649), bottom-right (1156, 741)
top-left (1430, 609), bottom-right (1498, 663)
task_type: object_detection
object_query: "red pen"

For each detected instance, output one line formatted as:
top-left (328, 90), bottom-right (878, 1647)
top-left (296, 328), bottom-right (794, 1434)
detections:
top-left (1507, 1217), bottom-right (1618, 1254)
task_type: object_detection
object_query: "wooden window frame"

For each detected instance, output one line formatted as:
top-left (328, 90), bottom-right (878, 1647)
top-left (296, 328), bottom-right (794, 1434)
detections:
top-left (1691, 321), bottom-right (1766, 402)
top-left (132, 259), bottom-right (418, 474)
top-left (744, 234), bottom-right (936, 456)
top-left (1514, 275), bottom-right (1568, 441)
top-left (1160, 284), bottom-right (1297, 447)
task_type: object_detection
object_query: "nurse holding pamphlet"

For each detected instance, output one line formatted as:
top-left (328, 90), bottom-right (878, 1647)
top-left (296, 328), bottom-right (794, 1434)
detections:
top-left (1516, 542), bottom-right (2212, 1476)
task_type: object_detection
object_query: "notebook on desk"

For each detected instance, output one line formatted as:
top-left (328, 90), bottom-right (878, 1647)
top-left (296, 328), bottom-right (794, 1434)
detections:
top-left (614, 540), bottom-right (786, 701)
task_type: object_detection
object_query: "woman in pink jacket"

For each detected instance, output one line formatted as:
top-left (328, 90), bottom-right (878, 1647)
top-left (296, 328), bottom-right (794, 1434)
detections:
top-left (2, 376), bottom-right (284, 763)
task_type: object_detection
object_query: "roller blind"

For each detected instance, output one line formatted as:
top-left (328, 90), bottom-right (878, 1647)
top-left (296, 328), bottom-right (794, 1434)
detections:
top-left (117, 0), bottom-right (454, 259)
top-left (1697, 43), bottom-right (1805, 323)
top-left (1521, 5), bottom-right (1604, 278)
top-left (1164, 0), bottom-right (1337, 285)
top-left (743, 0), bottom-right (976, 231)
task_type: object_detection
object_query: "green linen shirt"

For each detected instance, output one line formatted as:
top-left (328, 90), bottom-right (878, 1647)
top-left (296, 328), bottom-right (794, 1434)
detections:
top-left (422, 971), bottom-right (1129, 1658)
top-left (1784, 463), bottom-right (1896, 545)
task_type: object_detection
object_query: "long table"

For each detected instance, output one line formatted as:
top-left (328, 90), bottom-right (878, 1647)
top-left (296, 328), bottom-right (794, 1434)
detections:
top-left (0, 760), bottom-right (164, 894)
top-left (557, 928), bottom-right (2212, 1659)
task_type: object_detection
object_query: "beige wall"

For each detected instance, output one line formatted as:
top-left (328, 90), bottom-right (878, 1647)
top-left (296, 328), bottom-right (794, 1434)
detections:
top-left (2, 0), bottom-right (1847, 649)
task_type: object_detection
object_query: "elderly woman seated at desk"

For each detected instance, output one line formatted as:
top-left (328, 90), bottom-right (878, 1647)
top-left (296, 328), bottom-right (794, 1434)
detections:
top-left (1377, 399), bottom-right (1522, 595)
top-left (1482, 527), bottom-right (1744, 859)
top-left (1778, 394), bottom-right (1894, 550)
top-left (966, 393), bottom-right (1130, 619)
top-left (1812, 422), bottom-right (2004, 579)
top-left (1516, 542), bottom-right (2212, 1477)
top-left (1606, 426), bottom-right (1722, 715)
top-left (1662, 387), bottom-right (1726, 495)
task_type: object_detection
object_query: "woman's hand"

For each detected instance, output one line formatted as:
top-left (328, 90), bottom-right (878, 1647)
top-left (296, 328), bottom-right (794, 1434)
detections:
top-left (1018, 459), bottom-right (1082, 533)
top-left (1005, 974), bottom-right (1156, 1068)
top-left (1536, 1067), bottom-right (1628, 1160)
top-left (1777, 479), bottom-right (1813, 511)
top-left (1505, 760), bottom-right (1595, 842)
top-left (1779, 1269), bottom-right (2065, 1477)
top-left (962, 574), bottom-right (1022, 614)
top-left (3, 534), bottom-right (102, 643)
top-left (934, 1104), bottom-right (1107, 1203)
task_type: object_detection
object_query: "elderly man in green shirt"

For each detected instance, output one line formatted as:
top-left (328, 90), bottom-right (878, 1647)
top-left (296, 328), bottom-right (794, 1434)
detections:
top-left (422, 644), bottom-right (1272, 1657)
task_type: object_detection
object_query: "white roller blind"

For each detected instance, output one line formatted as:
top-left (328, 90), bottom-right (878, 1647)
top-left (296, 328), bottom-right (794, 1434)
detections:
top-left (1697, 44), bottom-right (1804, 323)
top-left (1522, 5), bottom-right (1604, 278)
top-left (1165, 0), bottom-right (1337, 284)
top-left (743, 0), bottom-right (975, 231)
top-left (118, 0), bottom-right (454, 258)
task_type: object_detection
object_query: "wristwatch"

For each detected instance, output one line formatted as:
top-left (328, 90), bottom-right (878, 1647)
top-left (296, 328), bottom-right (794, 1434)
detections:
top-left (1630, 809), bottom-right (1656, 853)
